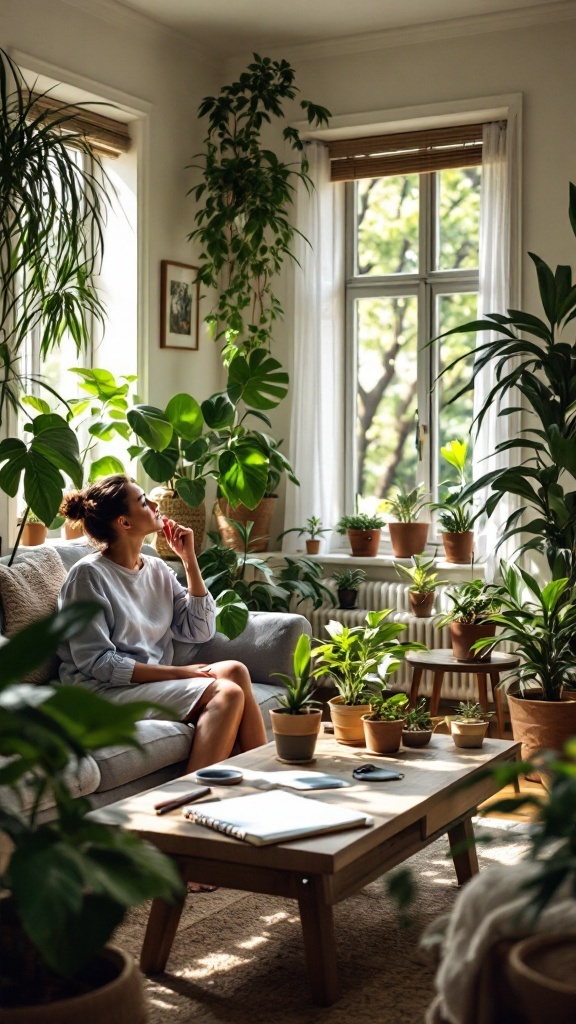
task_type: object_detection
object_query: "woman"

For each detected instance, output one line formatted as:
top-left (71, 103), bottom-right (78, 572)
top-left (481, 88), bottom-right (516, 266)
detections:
top-left (58, 474), bottom-right (267, 773)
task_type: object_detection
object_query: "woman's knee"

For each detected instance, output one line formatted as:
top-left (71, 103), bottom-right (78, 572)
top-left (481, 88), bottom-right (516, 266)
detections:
top-left (210, 678), bottom-right (245, 712)
top-left (212, 660), bottom-right (252, 690)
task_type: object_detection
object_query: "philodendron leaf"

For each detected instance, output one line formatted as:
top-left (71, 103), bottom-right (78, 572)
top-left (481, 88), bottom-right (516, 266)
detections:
top-left (165, 393), bottom-right (203, 441)
top-left (30, 414), bottom-right (83, 487)
top-left (226, 350), bottom-right (289, 411)
top-left (215, 589), bottom-right (249, 640)
top-left (88, 455), bottom-right (125, 482)
top-left (141, 444), bottom-right (179, 482)
top-left (175, 476), bottom-right (206, 508)
top-left (128, 405), bottom-right (173, 451)
top-left (218, 444), bottom-right (268, 508)
top-left (201, 392), bottom-right (235, 429)
top-left (23, 457), bottom-right (66, 526)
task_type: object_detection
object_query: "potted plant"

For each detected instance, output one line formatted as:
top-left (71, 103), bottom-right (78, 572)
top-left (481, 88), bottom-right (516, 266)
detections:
top-left (437, 579), bottom-right (503, 661)
top-left (17, 510), bottom-right (47, 548)
top-left (336, 512), bottom-right (386, 557)
top-left (312, 610), bottom-right (424, 745)
top-left (428, 440), bottom-right (481, 564)
top-left (269, 634), bottom-right (322, 762)
top-left (0, 605), bottom-right (182, 1021)
top-left (197, 520), bottom-right (335, 639)
top-left (378, 484), bottom-right (430, 558)
top-left (331, 567), bottom-right (367, 610)
top-left (394, 554), bottom-right (448, 617)
top-left (278, 515), bottom-right (331, 555)
top-left (472, 561), bottom-right (576, 767)
top-left (402, 698), bottom-right (434, 748)
top-left (362, 691), bottom-right (409, 754)
top-left (447, 700), bottom-right (494, 748)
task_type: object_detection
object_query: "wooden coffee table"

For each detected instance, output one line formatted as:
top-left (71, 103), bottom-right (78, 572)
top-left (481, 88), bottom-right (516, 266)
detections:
top-left (93, 732), bottom-right (520, 1006)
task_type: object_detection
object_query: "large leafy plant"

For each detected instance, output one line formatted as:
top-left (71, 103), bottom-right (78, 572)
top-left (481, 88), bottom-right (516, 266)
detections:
top-left (437, 578), bottom-right (503, 626)
top-left (188, 54), bottom-right (330, 364)
top-left (438, 184), bottom-right (576, 580)
top-left (198, 521), bottom-right (334, 639)
top-left (0, 605), bottom-right (182, 1008)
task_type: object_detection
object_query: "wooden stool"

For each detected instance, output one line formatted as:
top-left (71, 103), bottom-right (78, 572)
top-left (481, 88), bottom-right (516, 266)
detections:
top-left (405, 648), bottom-right (521, 739)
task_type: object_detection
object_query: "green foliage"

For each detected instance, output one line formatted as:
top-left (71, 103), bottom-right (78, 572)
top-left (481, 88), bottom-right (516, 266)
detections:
top-left (197, 523), bottom-right (335, 639)
top-left (312, 610), bottom-right (425, 705)
top-left (0, 607), bottom-right (182, 1003)
top-left (472, 562), bottom-right (576, 702)
top-left (428, 439), bottom-right (481, 533)
top-left (278, 515), bottom-right (331, 542)
top-left (378, 483), bottom-right (428, 523)
top-left (188, 54), bottom-right (330, 364)
top-left (404, 698), bottom-right (433, 731)
top-left (0, 49), bottom-right (108, 427)
top-left (331, 567), bottom-right (367, 590)
top-left (394, 554), bottom-right (447, 594)
top-left (451, 700), bottom-right (493, 721)
top-left (367, 690), bottom-right (409, 722)
top-left (271, 634), bottom-right (321, 714)
top-left (336, 512), bottom-right (386, 533)
top-left (437, 579), bottom-right (503, 626)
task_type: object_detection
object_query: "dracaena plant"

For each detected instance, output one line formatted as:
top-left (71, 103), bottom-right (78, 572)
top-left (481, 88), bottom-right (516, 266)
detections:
top-left (188, 54), bottom-right (330, 365)
top-left (428, 439), bottom-right (482, 533)
top-left (378, 483), bottom-right (428, 523)
top-left (435, 184), bottom-right (576, 580)
top-left (271, 634), bottom-right (321, 715)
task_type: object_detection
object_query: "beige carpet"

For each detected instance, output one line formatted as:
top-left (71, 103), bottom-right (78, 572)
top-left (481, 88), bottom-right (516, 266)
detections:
top-left (115, 821), bottom-right (530, 1024)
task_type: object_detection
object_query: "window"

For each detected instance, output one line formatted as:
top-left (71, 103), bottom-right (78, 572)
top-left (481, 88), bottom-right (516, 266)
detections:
top-left (335, 127), bottom-right (486, 526)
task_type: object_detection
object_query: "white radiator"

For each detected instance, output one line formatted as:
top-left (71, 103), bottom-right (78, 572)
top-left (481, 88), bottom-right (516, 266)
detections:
top-left (299, 581), bottom-right (486, 703)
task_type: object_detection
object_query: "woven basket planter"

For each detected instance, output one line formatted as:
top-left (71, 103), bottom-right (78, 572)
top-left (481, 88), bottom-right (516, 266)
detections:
top-left (149, 488), bottom-right (205, 558)
top-left (214, 497), bottom-right (277, 552)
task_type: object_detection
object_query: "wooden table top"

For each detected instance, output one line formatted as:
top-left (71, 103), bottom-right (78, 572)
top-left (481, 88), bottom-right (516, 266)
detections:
top-left (92, 732), bottom-right (520, 876)
top-left (406, 648), bottom-right (521, 671)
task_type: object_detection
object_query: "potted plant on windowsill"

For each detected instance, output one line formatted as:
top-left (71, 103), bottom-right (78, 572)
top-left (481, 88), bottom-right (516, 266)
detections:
top-left (312, 610), bottom-right (424, 745)
top-left (278, 515), bottom-right (331, 555)
top-left (428, 440), bottom-right (481, 564)
top-left (336, 512), bottom-right (386, 557)
top-left (269, 634), bottom-right (322, 762)
top-left (378, 484), bottom-right (429, 558)
top-left (17, 510), bottom-right (47, 548)
top-left (447, 700), bottom-right (494, 748)
top-left (402, 698), bottom-right (434, 748)
top-left (362, 690), bottom-right (409, 754)
top-left (0, 606), bottom-right (182, 1022)
top-left (394, 554), bottom-right (448, 618)
top-left (437, 578), bottom-right (503, 661)
top-left (331, 567), bottom-right (367, 610)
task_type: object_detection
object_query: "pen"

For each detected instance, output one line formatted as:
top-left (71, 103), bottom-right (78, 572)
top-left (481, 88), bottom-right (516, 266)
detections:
top-left (154, 786), bottom-right (212, 815)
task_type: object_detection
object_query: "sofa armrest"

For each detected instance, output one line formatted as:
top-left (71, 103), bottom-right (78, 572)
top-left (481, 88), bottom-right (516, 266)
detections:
top-left (173, 611), bottom-right (311, 686)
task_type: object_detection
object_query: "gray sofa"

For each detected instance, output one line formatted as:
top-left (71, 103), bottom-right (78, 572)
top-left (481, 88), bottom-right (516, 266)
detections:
top-left (0, 539), bottom-right (311, 814)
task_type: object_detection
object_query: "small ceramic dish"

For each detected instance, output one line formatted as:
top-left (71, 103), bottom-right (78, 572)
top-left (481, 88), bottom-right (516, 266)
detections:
top-left (195, 767), bottom-right (244, 786)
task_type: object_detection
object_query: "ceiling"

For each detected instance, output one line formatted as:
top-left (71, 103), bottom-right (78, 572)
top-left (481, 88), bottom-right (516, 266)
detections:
top-left (113, 0), bottom-right (565, 57)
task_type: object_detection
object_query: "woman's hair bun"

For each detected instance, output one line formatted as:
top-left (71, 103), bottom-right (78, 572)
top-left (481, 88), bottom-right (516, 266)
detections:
top-left (60, 491), bottom-right (86, 521)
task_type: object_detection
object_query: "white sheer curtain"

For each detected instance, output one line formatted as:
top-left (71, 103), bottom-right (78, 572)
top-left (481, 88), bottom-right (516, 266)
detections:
top-left (282, 142), bottom-right (345, 553)
top-left (472, 118), bottom-right (519, 577)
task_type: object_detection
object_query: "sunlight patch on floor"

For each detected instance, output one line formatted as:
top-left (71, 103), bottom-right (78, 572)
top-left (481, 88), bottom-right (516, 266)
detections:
top-left (183, 953), bottom-right (248, 978)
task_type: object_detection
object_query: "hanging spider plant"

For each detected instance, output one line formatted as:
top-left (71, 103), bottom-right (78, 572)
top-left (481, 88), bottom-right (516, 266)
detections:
top-left (0, 48), bottom-right (108, 425)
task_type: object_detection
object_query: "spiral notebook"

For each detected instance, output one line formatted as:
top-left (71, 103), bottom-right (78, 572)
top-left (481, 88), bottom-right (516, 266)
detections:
top-left (183, 790), bottom-right (373, 846)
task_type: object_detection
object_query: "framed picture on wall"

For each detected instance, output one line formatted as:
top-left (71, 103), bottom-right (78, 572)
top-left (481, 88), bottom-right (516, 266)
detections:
top-left (160, 260), bottom-right (199, 350)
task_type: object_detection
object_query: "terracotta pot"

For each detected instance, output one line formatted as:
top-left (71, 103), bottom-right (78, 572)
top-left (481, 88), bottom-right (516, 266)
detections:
top-left (337, 588), bottom-right (358, 610)
top-left (508, 691), bottom-right (576, 770)
top-left (269, 708), bottom-right (322, 762)
top-left (305, 539), bottom-right (320, 555)
top-left (442, 530), bottom-right (474, 564)
top-left (63, 519), bottom-right (84, 540)
top-left (450, 621), bottom-right (496, 661)
top-left (346, 528), bottom-right (381, 557)
top-left (450, 718), bottom-right (489, 748)
top-left (362, 715), bottom-right (405, 754)
top-left (507, 933), bottom-right (576, 1024)
top-left (328, 696), bottom-right (371, 746)
top-left (402, 728), bottom-right (433, 748)
top-left (20, 523), bottom-right (47, 547)
top-left (409, 591), bottom-right (435, 617)
top-left (215, 497), bottom-right (277, 552)
top-left (388, 522), bottom-right (429, 558)
top-left (150, 488), bottom-right (205, 558)
top-left (0, 946), bottom-right (146, 1023)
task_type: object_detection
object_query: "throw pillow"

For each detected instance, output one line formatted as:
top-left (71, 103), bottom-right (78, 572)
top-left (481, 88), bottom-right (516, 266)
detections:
top-left (0, 547), bottom-right (67, 684)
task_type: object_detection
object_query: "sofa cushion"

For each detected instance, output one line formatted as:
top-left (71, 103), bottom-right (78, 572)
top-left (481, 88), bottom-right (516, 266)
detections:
top-left (93, 719), bottom-right (193, 793)
top-left (0, 547), bottom-right (67, 683)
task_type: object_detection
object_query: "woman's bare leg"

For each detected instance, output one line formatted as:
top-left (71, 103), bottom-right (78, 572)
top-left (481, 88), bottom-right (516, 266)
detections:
top-left (207, 660), bottom-right (267, 752)
top-left (185, 679), bottom-right (245, 772)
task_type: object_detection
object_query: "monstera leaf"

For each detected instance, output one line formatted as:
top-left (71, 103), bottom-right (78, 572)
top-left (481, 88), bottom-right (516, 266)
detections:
top-left (227, 350), bottom-right (288, 410)
top-left (0, 414), bottom-right (83, 526)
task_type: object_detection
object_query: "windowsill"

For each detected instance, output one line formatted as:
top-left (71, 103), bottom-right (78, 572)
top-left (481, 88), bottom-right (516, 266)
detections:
top-left (269, 549), bottom-right (485, 578)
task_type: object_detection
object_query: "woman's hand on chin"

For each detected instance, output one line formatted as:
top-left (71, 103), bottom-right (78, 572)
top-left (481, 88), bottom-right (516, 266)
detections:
top-left (161, 517), bottom-right (195, 561)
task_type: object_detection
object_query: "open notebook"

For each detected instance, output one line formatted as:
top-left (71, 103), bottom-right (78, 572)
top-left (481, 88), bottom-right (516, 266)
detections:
top-left (183, 790), bottom-right (373, 846)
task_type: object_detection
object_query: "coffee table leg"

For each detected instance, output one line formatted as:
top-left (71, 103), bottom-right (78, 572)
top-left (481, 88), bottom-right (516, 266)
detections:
top-left (140, 892), bottom-right (186, 974)
top-left (447, 817), bottom-right (479, 885)
top-left (298, 877), bottom-right (339, 1006)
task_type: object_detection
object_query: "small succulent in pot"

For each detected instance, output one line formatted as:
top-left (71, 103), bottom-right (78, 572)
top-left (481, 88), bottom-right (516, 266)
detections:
top-left (448, 700), bottom-right (494, 749)
top-left (362, 690), bottom-right (409, 754)
top-left (402, 698), bottom-right (434, 747)
top-left (331, 566), bottom-right (367, 609)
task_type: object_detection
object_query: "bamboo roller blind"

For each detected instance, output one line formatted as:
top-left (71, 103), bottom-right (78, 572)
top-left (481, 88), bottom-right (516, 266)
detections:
top-left (328, 123), bottom-right (491, 181)
top-left (29, 93), bottom-right (131, 158)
